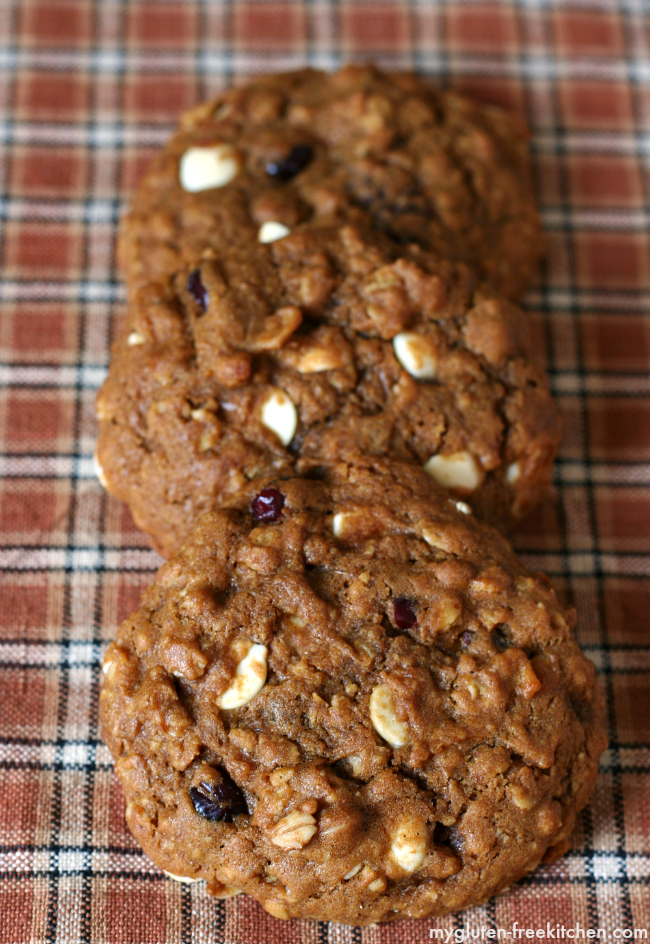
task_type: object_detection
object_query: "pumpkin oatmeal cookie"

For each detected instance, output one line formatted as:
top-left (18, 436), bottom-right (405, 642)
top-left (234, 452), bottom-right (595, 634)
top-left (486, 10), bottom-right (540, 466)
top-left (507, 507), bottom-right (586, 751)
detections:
top-left (96, 65), bottom-right (553, 557)
top-left (97, 220), bottom-right (558, 556)
top-left (100, 458), bottom-right (605, 924)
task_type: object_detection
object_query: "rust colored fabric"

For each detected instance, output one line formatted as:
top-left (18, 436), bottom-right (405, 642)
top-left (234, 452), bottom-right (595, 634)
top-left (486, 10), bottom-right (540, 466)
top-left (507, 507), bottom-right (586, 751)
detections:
top-left (0, 1), bottom-right (648, 941)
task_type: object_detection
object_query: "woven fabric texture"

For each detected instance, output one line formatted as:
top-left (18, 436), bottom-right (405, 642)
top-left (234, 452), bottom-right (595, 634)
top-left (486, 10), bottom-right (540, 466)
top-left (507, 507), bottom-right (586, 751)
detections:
top-left (0, 1), bottom-right (649, 941)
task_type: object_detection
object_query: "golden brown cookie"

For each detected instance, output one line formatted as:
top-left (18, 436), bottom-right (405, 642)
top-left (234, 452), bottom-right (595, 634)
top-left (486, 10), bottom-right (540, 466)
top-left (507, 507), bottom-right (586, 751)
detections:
top-left (100, 458), bottom-right (605, 924)
top-left (120, 65), bottom-right (543, 301)
top-left (97, 216), bottom-right (559, 556)
top-left (96, 66), bottom-right (553, 556)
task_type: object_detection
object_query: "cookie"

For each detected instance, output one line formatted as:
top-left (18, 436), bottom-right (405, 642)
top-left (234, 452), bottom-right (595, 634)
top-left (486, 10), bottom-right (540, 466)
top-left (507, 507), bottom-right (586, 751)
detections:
top-left (100, 458), bottom-right (605, 925)
top-left (119, 65), bottom-right (543, 302)
top-left (96, 220), bottom-right (560, 557)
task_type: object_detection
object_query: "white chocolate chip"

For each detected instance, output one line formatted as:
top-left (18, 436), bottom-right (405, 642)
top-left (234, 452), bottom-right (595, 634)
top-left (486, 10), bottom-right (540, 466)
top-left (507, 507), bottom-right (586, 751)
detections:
top-left (331, 510), bottom-right (372, 539)
top-left (260, 389), bottom-right (297, 446)
top-left (424, 451), bottom-right (482, 491)
top-left (269, 810), bottom-right (317, 850)
top-left (179, 145), bottom-right (239, 192)
top-left (217, 639), bottom-right (267, 710)
top-left (455, 500), bottom-right (472, 515)
top-left (506, 461), bottom-right (521, 484)
top-left (164, 871), bottom-right (202, 884)
top-left (258, 221), bottom-right (291, 244)
top-left (343, 863), bottom-right (362, 880)
top-left (127, 330), bottom-right (145, 346)
top-left (393, 331), bottom-right (438, 379)
top-left (93, 451), bottom-right (108, 489)
top-left (332, 513), bottom-right (346, 537)
top-left (369, 684), bottom-right (409, 748)
top-left (295, 347), bottom-right (343, 373)
top-left (390, 817), bottom-right (428, 873)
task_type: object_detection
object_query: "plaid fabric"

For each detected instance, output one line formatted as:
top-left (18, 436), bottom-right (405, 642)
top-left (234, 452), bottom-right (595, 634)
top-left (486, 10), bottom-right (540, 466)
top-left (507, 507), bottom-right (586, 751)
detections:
top-left (1, 1), bottom-right (649, 941)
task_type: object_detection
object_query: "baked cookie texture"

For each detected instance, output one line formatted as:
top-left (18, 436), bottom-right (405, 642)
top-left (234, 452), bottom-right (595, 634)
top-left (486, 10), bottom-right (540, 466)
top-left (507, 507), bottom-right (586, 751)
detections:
top-left (96, 65), bottom-right (555, 558)
top-left (120, 66), bottom-right (543, 301)
top-left (100, 459), bottom-right (606, 925)
top-left (98, 232), bottom-right (559, 559)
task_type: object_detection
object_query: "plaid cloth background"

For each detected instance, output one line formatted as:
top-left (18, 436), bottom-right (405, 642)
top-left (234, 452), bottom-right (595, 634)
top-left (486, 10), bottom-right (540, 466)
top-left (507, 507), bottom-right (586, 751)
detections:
top-left (1, 1), bottom-right (649, 941)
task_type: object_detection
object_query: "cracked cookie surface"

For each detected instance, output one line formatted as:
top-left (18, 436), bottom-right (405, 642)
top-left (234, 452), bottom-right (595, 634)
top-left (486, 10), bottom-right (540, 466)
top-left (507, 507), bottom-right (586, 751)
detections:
top-left (100, 458), bottom-right (605, 925)
top-left (96, 65), bottom-right (553, 557)
top-left (120, 65), bottom-right (543, 301)
top-left (97, 222), bottom-right (558, 557)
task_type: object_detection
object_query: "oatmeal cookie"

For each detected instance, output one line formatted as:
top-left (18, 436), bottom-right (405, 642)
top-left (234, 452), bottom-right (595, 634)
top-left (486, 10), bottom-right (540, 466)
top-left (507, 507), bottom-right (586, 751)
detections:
top-left (100, 458), bottom-right (605, 925)
top-left (96, 221), bottom-right (559, 557)
top-left (120, 65), bottom-right (543, 301)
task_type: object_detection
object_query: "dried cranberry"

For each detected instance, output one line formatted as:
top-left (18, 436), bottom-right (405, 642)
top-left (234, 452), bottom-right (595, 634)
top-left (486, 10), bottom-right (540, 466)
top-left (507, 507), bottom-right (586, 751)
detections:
top-left (251, 487), bottom-right (285, 523)
top-left (492, 627), bottom-right (511, 652)
top-left (393, 597), bottom-right (417, 630)
top-left (266, 144), bottom-right (313, 182)
top-left (187, 269), bottom-right (209, 313)
top-left (189, 770), bottom-right (247, 823)
top-left (460, 631), bottom-right (473, 647)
